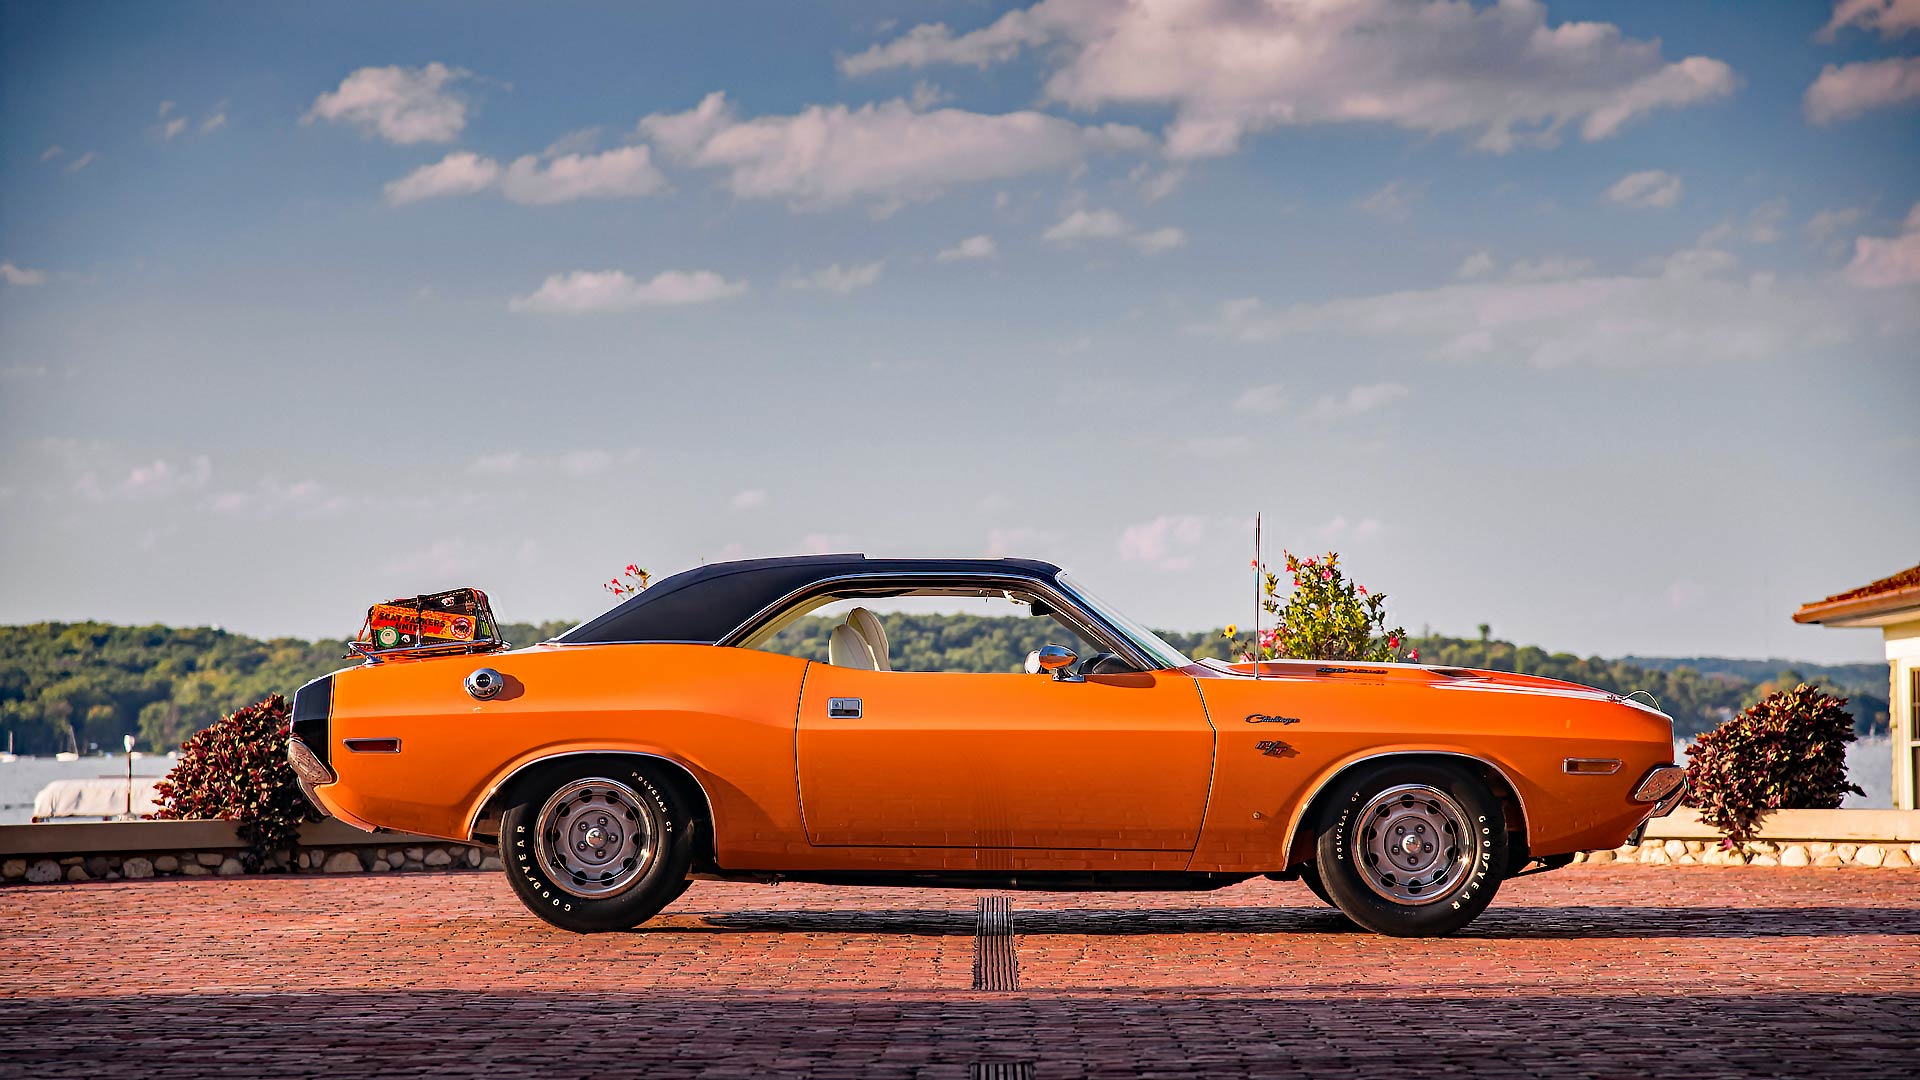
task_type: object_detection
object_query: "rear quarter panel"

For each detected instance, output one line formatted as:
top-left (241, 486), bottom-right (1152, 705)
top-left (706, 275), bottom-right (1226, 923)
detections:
top-left (1190, 671), bottom-right (1674, 872)
top-left (317, 644), bottom-right (810, 864)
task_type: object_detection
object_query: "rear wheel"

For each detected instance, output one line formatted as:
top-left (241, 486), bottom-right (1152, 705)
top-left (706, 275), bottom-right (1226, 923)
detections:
top-left (499, 762), bottom-right (695, 933)
top-left (1313, 761), bottom-right (1506, 937)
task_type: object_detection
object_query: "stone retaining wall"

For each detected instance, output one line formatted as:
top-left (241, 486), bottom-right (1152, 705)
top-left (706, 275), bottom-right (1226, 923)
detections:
top-left (0, 819), bottom-right (500, 885)
top-left (1, 841), bottom-right (501, 884)
top-left (1577, 839), bottom-right (1917, 868)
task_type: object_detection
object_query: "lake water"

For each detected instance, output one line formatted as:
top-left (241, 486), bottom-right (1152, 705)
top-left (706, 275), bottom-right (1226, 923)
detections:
top-left (0, 737), bottom-right (1898, 826)
top-left (0, 756), bottom-right (175, 825)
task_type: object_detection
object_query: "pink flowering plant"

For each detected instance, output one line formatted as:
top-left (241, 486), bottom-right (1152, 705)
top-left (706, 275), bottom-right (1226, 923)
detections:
top-left (1223, 550), bottom-right (1416, 664)
top-left (604, 563), bottom-right (651, 598)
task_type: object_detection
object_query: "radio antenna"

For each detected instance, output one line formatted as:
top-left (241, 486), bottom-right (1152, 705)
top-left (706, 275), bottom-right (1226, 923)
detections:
top-left (1253, 511), bottom-right (1262, 680)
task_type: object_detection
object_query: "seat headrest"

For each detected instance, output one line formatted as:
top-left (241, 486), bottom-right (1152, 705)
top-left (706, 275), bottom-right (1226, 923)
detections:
top-left (827, 622), bottom-right (877, 670)
top-left (846, 607), bottom-right (891, 672)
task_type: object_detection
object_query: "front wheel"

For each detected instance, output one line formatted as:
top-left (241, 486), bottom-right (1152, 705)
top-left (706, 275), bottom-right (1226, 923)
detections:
top-left (1313, 761), bottom-right (1507, 937)
top-left (499, 762), bottom-right (696, 933)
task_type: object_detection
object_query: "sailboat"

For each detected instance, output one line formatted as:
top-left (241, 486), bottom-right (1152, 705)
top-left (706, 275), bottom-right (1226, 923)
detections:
top-left (0, 730), bottom-right (16, 764)
top-left (54, 723), bottom-right (80, 762)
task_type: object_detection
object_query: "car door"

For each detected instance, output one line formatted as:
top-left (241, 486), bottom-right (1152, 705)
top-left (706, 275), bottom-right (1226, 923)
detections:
top-left (796, 665), bottom-right (1215, 850)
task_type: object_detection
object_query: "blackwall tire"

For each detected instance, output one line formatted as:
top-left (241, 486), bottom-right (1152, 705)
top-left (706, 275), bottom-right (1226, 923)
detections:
top-left (1313, 761), bottom-right (1507, 937)
top-left (499, 762), bottom-right (696, 933)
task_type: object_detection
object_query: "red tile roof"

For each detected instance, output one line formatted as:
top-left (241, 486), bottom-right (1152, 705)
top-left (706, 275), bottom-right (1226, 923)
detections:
top-left (1793, 562), bottom-right (1920, 624)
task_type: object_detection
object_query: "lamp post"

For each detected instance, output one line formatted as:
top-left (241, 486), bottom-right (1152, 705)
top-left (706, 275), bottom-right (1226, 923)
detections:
top-left (123, 734), bottom-right (136, 819)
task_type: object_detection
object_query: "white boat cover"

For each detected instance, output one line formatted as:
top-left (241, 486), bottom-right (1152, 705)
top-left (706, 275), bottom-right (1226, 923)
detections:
top-left (33, 777), bottom-right (163, 821)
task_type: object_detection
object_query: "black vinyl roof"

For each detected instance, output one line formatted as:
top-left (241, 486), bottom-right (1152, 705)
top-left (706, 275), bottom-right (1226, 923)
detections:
top-left (557, 554), bottom-right (1064, 645)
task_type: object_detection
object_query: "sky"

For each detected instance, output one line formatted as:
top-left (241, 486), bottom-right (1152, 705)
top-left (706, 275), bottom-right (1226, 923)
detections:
top-left (1, 0), bottom-right (1916, 664)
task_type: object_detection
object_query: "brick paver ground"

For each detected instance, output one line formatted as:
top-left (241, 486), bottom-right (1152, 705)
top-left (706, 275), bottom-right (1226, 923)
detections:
top-left (4, 868), bottom-right (1918, 1078)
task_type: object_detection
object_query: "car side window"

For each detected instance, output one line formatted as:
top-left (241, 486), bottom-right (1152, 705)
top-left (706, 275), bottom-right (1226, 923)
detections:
top-left (747, 591), bottom-right (1104, 673)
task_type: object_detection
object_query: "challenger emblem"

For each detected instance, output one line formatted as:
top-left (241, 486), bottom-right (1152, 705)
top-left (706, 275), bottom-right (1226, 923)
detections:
top-left (1245, 713), bottom-right (1301, 725)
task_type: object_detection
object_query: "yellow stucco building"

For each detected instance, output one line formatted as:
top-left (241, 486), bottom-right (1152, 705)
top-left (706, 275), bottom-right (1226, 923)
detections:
top-left (1795, 563), bottom-right (1920, 809)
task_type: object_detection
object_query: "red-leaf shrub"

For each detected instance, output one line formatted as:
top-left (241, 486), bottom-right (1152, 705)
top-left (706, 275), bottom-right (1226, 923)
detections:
top-left (152, 693), bottom-right (316, 869)
top-left (1683, 683), bottom-right (1862, 844)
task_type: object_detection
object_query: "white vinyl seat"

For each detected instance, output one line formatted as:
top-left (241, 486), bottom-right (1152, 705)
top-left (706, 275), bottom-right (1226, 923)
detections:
top-left (827, 622), bottom-right (877, 670)
top-left (846, 607), bottom-right (891, 672)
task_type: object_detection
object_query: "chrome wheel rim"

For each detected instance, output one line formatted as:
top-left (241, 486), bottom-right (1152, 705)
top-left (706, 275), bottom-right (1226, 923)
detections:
top-left (1355, 783), bottom-right (1476, 906)
top-left (534, 777), bottom-right (656, 899)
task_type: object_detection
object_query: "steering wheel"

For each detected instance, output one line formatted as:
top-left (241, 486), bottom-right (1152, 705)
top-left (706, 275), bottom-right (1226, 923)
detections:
top-left (1077, 652), bottom-right (1132, 676)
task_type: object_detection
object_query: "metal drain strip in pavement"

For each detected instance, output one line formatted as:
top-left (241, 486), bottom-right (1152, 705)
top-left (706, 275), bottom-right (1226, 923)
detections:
top-left (972, 894), bottom-right (1019, 991)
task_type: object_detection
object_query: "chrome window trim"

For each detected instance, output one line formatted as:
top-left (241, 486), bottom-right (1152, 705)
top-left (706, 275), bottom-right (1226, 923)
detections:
top-left (464, 750), bottom-right (717, 842)
top-left (713, 570), bottom-right (1161, 672)
top-left (1281, 750), bottom-right (1533, 861)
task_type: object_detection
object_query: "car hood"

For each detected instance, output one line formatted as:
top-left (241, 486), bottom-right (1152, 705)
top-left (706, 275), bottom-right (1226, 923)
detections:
top-left (1197, 656), bottom-right (1630, 705)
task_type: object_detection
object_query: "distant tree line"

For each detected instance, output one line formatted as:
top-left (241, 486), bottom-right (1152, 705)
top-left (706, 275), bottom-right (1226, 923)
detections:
top-left (0, 617), bottom-right (1887, 753)
top-left (0, 620), bottom-right (570, 755)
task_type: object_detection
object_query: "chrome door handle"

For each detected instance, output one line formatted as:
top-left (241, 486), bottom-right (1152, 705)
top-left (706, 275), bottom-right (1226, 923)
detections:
top-left (827, 697), bottom-right (862, 718)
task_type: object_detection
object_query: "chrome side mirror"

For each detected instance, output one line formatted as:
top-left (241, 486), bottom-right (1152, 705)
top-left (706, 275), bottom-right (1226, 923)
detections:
top-left (1028, 644), bottom-right (1084, 682)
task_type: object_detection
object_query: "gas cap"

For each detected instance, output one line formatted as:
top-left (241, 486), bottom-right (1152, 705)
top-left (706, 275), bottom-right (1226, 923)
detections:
top-left (465, 667), bottom-right (504, 700)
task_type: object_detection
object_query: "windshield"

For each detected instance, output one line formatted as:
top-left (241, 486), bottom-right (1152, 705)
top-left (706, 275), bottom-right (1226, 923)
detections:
top-left (1056, 572), bottom-right (1193, 670)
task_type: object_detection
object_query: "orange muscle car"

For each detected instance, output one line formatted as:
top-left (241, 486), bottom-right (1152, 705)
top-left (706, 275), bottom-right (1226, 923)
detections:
top-left (287, 555), bottom-right (1686, 936)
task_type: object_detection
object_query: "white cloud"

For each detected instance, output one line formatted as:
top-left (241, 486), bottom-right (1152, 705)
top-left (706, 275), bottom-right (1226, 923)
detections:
top-left (1315, 515), bottom-right (1384, 543)
top-left (1699, 199), bottom-right (1788, 248)
top-left (1177, 435), bottom-right (1253, 460)
top-left (1506, 255), bottom-right (1596, 282)
top-left (1645, 247), bottom-right (1742, 281)
top-left (1605, 169), bottom-right (1684, 209)
top-left (200, 111), bottom-right (227, 134)
top-left (785, 261), bottom-right (885, 294)
top-left (1042, 208), bottom-right (1184, 253)
top-left (78, 456), bottom-right (213, 502)
top-left (1232, 383), bottom-right (1287, 414)
top-left (1844, 203), bottom-right (1920, 288)
top-left (1806, 206), bottom-right (1865, 247)
top-left (384, 152), bottom-right (501, 205)
top-left (1117, 514), bottom-right (1208, 572)
top-left (1312, 383), bottom-right (1411, 419)
top-left (985, 526), bottom-right (1058, 558)
top-left (842, 0), bottom-right (1735, 158)
top-left (937, 234), bottom-right (997, 261)
top-left (1, 261), bottom-right (48, 286)
top-left (1199, 247), bottom-right (1909, 368)
top-left (500, 145), bottom-right (668, 204)
top-left (1819, 0), bottom-right (1920, 40)
top-left (730, 489), bottom-right (768, 510)
top-left (64, 151), bottom-right (94, 174)
top-left (1043, 208), bottom-right (1130, 243)
top-left (160, 117), bottom-right (188, 141)
top-left (510, 269), bottom-right (748, 314)
top-left (1455, 251), bottom-right (1496, 280)
top-left (386, 145), bottom-right (668, 206)
top-left (470, 451), bottom-right (527, 475)
top-left (1356, 181), bottom-right (1419, 221)
top-left (1131, 226), bottom-right (1187, 254)
top-left (305, 62), bottom-right (473, 144)
top-left (637, 91), bottom-right (1151, 208)
top-left (468, 449), bottom-right (636, 476)
top-left (557, 450), bottom-right (614, 476)
top-left (39, 145), bottom-right (63, 162)
top-left (208, 478), bottom-right (348, 519)
top-left (1805, 57), bottom-right (1920, 122)
top-left (1132, 164), bottom-right (1187, 203)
